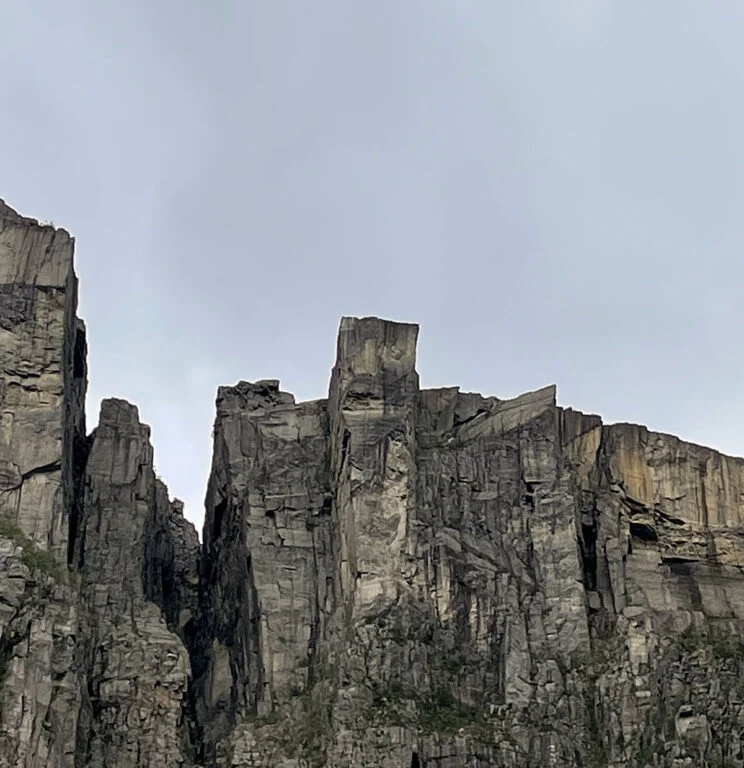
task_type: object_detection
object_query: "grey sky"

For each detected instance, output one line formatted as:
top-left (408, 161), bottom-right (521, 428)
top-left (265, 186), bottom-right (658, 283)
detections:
top-left (2, 1), bottom-right (743, 531)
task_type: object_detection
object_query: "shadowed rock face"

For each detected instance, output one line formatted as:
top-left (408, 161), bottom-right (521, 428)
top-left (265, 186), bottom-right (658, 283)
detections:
top-left (1, 200), bottom-right (744, 767)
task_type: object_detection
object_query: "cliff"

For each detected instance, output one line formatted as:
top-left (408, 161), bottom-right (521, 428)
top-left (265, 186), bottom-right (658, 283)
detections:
top-left (1, 200), bottom-right (743, 767)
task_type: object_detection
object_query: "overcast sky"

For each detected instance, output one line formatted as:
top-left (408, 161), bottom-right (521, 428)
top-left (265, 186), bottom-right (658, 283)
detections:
top-left (2, 2), bottom-right (744, 532)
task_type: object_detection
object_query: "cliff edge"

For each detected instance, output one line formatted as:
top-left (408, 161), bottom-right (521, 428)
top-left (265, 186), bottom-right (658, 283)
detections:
top-left (1, 199), bottom-right (743, 767)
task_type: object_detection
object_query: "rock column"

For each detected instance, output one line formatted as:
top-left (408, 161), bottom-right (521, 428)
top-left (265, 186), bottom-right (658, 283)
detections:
top-left (328, 316), bottom-right (420, 618)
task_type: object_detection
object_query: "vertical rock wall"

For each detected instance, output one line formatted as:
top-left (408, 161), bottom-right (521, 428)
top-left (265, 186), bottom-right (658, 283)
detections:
top-left (74, 399), bottom-right (193, 768)
top-left (0, 201), bottom-right (198, 768)
top-left (0, 201), bottom-right (86, 768)
top-left (2, 198), bottom-right (744, 767)
top-left (0, 199), bottom-right (86, 557)
top-left (194, 380), bottom-right (333, 764)
top-left (328, 317), bottom-right (420, 617)
top-left (196, 317), bottom-right (744, 768)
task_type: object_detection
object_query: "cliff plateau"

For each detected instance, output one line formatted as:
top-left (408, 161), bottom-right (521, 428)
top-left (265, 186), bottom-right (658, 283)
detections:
top-left (1, 199), bottom-right (743, 767)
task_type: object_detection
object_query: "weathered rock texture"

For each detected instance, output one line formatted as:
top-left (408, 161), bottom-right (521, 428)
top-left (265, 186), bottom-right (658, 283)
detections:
top-left (0, 200), bottom-right (86, 768)
top-left (0, 201), bottom-right (197, 768)
top-left (0, 198), bottom-right (86, 558)
top-left (74, 399), bottom-right (192, 768)
top-left (1, 198), bottom-right (744, 767)
top-left (194, 317), bottom-right (744, 767)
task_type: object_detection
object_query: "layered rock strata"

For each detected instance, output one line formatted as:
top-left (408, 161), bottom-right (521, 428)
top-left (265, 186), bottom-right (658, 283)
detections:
top-left (1, 198), bottom-right (744, 767)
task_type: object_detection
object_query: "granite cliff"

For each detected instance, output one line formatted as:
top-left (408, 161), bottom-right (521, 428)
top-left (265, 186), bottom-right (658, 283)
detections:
top-left (1, 200), bottom-right (743, 767)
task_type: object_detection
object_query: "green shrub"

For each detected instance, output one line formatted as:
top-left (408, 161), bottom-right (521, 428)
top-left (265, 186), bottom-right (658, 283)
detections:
top-left (0, 516), bottom-right (63, 580)
top-left (367, 680), bottom-right (485, 734)
top-left (417, 686), bottom-right (484, 734)
top-left (676, 622), bottom-right (744, 660)
top-left (251, 693), bottom-right (331, 768)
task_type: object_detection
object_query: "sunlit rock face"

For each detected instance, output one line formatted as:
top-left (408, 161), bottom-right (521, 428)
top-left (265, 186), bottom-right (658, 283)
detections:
top-left (1, 198), bottom-right (744, 767)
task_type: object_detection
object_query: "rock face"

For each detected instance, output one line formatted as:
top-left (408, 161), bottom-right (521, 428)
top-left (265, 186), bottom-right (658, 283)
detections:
top-left (1, 198), bottom-right (744, 767)
top-left (0, 202), bottom-right (196, 768)
top-left (0, 200), bottom-right (86, 768)
top-left (74, 399), bottom-right (192, 768)
top-left (194, 318), bottom-right (744, 767)
top-left (0, 198), bottom-right (86, 559)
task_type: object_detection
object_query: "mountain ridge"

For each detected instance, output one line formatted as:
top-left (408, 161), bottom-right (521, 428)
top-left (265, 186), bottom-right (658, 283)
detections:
top-left (1, 199), bottom-right (743, 767)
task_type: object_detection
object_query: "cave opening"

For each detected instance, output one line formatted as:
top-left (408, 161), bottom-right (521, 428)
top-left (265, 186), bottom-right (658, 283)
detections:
top-left (629, 521), bottom-right (658, 542)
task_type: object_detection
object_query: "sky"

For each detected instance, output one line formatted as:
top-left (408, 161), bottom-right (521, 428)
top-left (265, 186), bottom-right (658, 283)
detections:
top-left (2, 1), bottom-right (744, 533)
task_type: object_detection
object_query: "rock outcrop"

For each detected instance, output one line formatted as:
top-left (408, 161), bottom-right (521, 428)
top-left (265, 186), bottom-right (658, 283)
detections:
top-left (0, 200), bottom-right (86, 768)
top-left (194, 317), bottom-right (744, 767)
top-left (0, 199), bottom-right (86, 559)
top-left (0, 202), bottom-right (197, 768)
top-left (1, 198), bottom-right (744, 767)
top-left (74, 399), bottom-right (192, 768)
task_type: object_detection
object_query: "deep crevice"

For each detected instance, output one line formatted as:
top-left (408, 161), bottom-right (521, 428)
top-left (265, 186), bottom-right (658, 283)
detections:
top-left (73, 327), bottom-right (86, 379)
top-left (68, 433), bottom-right (91, 567)
top-left (580, 516), bottom-right (599, 592)
top-left (340, 429), bottom-right (351, 470)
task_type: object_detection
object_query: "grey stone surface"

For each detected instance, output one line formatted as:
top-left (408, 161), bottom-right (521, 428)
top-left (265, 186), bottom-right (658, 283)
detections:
top-left (0, 197), bottom-right (86, 559)
top-left (2, 199), bottom-right (744, 767)
top-left (0, 201), bottom-right (198, 768)
top-left (0, 541), bottom-right (80, 768)
top-left (75, 399), bottom-right (193, 768)
top-left (195, 317), bottom-right (744, 767)
top-left (0, 200), bottom-right (85, 768)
